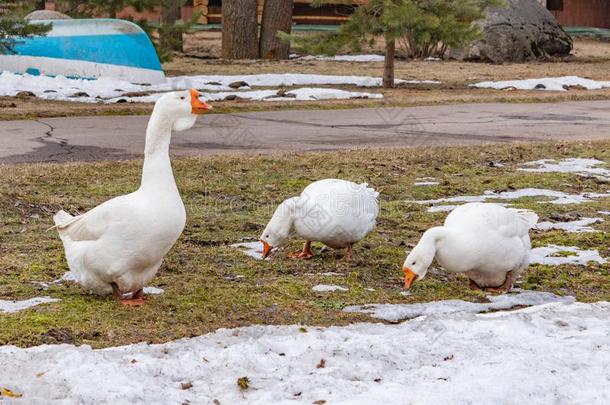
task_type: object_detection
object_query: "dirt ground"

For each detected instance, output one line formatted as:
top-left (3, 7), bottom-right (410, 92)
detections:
top-left (1, 36), bottom-right (609, 121)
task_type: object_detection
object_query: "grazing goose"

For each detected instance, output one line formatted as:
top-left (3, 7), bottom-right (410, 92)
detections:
top-left (402, 202), bottom-right (538, 293)
top-left (260, 179), bottom-right (379, 260)
top-left (52, 89), bottom-right (212, 305)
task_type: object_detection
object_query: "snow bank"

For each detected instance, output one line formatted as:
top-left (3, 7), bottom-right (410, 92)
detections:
top-left (312, 284), bottom-right (349, 292)
top-left (1, 301), bottom-right (608, 404)
top-left (410, 188), bottom-right (610, 211)
top-left (519, 158), bottom-right (610, 182)
top-left (0, 297), bottom-right (60, 314)
top-left (534, 217), bottom-right (604, 233)
top-left (530, 245), bottom-right (607, 266)
top-left (472, 76), bottom-right (610, 91)
top-left (343, 290), bottom-right (573, 322)
top-left (0, 71), bottom-right (420, 104)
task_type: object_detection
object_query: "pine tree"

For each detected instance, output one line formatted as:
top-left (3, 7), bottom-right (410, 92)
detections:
top-left (0, 1), bottom-right (51, 54)
top-left (287, 0), bottom-right (503, 88)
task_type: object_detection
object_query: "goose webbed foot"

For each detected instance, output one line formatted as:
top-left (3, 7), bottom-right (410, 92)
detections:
top-left (112, 283), bottom-right (145, 306)
top-left (288, 241), bottom-right (314, 260)
top-left (484, 271), bottom-right (514, 294)
top-left (341, 244), bottom-right (353, 262)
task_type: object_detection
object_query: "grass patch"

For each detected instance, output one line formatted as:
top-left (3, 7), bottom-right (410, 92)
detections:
top-left (0, 141), bottom-right (609, 348)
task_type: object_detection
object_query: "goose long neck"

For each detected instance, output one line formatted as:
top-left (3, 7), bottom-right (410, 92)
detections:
top-left (417, 227), bottom-right (445, 256)
top-left (140, 110), bottom-right (176, 190)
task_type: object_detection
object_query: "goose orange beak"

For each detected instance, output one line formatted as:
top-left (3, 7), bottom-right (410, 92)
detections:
top-left (403, 267), bottom-right (418, 289)
top-left (261, 240), bottom-right (272, 259)
top-left (190, 89), bottom-right (213, 114)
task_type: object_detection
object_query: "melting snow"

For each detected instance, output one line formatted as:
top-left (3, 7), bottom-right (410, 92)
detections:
top-left (294, 54), bottom-right (386, 62)
top-left (0, 71), bottom-right (422, 103)
top-left (312, 284), bottom-right (349, 292)
top-left (519, 158), bottom-right (610, 182)
top-left (0, 297), bottom-right (60, 313)
top-left (472, 76), bottom-right (610, 91)
top-left (411, 188), bottom-right (610, 211)
top-left (1, 301), bottom-right (608, 404)
top-left (530, 245), bottom-right (607, 266)
top-left (427, 204), bottom-right (459, 213)
top-left (534, 217), bottom-right (604, 233)
top-left (343, 290), bottom-right (573, 323)
top-left (143, 287), bottom-right (164, 295)
top-left (231, 241), bottom-right (265, 260)
top-left (414, 181), bottom-right (440, 186)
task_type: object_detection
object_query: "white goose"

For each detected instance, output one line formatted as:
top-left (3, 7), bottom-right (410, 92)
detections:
top-left (52, 89), bottom-right (212, 305)
top-left (402, 202), bottom-right (538, 292)
top-left (260, 179), bottom-right (379, 260)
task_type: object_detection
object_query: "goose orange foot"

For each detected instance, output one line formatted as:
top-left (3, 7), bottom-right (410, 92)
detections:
top-left (288, 241), bottom-right (314, 260)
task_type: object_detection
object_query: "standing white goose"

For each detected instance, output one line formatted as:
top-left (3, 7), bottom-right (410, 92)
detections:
top-left (52, 89), bottom-right (212, 305)
top-left (260, 179), bottom-right (379, 260)
top-left (402, 202), bottom-right (538, 292)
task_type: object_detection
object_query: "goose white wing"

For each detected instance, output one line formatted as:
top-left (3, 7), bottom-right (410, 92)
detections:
top-left (54, 194), bottom-right (132, 242)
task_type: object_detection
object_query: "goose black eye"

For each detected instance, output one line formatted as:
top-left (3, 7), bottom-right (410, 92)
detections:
top-left (413, 261), bottom-right (417, 265)
top-left (180, 96), bottom-right (185, 100)
top-left (265, 234), bottom-right (270, 238)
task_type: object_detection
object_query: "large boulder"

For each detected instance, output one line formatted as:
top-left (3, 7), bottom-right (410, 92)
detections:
top-left (25, 10), bottom-right (71, 20)
top-left (452, 0), bottom-right (573, 63)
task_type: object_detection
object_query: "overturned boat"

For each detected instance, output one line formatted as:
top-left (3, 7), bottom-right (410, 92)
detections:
top-left (0, 18), bottom-right (165, 84)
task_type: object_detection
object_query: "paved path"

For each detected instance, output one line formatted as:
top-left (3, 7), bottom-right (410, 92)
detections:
top-left (1, 100), bottom-right (609, 164)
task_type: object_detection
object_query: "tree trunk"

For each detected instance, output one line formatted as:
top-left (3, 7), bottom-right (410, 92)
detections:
top-left (383, 35), bottom-right (395, 89)
top-left (222, 0), bottom-right (259, 59)
top-left (35, 0), bottom-right (46, 10)
top-left (161, 0), bottom-right (184, 52)
top-left (259, 0), bottom-right (293, 60)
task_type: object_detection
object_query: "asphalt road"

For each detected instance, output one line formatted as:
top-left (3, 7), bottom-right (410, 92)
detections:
top-left (1, 100), bottom-right (609, 164)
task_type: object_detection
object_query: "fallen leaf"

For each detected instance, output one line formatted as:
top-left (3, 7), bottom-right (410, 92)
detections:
top-left (313, 401), bottom-right (326, 405)
top-left (181, 381), bottom-right (193, 390)
top-left (1, 387), bottom-right (23, 398)
top-left (237, 376), bottom-right (250, 391)
top-left (316, 358), bottom-right (326, 369)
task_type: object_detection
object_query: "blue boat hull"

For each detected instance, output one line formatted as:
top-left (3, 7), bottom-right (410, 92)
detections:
top-left (0, 19), bottom-right (165, 84)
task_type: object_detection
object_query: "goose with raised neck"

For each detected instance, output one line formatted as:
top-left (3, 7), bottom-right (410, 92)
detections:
top-left (52, 89), bottom-right (212, 305)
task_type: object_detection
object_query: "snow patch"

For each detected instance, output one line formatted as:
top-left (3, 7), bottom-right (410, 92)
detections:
top-left (231, 241), bottom-right (264, 260)
top-left (0, 297), bottom-right (60, 313)
top-left (530, 245), bottom-right (607, 266)
top-left (312, 284), bottom-right (349, 292)
top-left (427, 204), bottom-right (459, 213)
top-left (414, 181), bottom-right (440, 186)
top-left (411, 188), bottom-right (610, 211)
top-left (143, 287), bottom-right (164, 295)
top-left (1, 302), bottom-right (608, 404)
top-left (0, 71), bottom-right (417, 103)
top-left (534, 217), bottom-right (604, 233)
top-left (472, 76), bottom-right (610, 91)
top-left (343, 290), bottom-right (573, 323)
top-left (519, 158), bottom-right (610, 182)
top-left (295, 54), bottom-right (386, 62)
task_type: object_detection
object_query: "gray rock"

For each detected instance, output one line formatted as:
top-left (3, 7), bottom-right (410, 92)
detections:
top-left (228, 81), bottom-right (249, 89)
top-left (452, 0), bottom-right (572, 63)
top-left (25, 10), bottom-right (71, 20)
